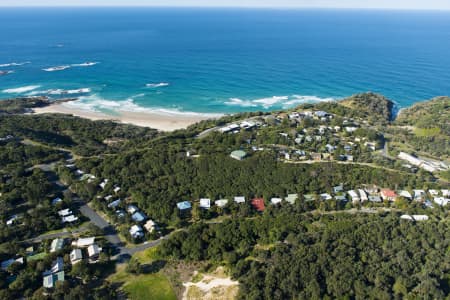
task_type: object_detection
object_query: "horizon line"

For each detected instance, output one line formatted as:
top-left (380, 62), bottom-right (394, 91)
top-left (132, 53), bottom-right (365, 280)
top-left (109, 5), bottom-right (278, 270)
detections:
top-left (1, 5), bottom-right (449, 11)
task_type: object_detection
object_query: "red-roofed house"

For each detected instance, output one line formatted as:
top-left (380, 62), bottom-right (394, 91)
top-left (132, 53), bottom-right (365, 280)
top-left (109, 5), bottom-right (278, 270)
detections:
top-left (381, 189), bottom-right (398, 201)
top-left (251, 198), bottom-right (265, 212)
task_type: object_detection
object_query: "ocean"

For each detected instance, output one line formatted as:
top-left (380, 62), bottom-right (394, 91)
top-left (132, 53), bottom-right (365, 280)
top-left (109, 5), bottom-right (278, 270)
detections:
top-left (1, 7), bottom-right (450, 115)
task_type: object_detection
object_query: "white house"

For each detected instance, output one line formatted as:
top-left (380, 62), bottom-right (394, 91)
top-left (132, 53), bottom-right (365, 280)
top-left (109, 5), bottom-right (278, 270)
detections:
top-left (285, 194), bottom-right (298, 205)
top-left (234, 196), bottom-right (245, 204)
top-left (433, 197), bottom-right (449, 206)
top-left (130, 225), bottom-right (144, 239)
top-left (50, 238), bottom-right (64, 253)
top-left (401, 214), bottom-right (429, 221)
top-left (320, 193), bottom-right (332, 201)
top-left (58, 209), bottom-right (72, 217)
top-left (429, 189), bottom-right (440, 196)
top-left (347, 190), bottom-right (360, 203)
top-left (70, 249), bottom-right (83, 265)
top-left (199, 198), bottom-right (211, 209)
top-left (87, 244), bottom-right (102, 261)
top-left (144, 220), bottom-right (156, 233)
top-left (270, 198), bottom-right (282, 205)
top-left (72, 237), bottom-right (95, 248)
top-left (414, 190), bottom-right (426, 200)
top-left (215, 199), bottom-right (229, 207)
top-left (127, 205), bottom-right (139, 214)
top-left (62, 215), bottom-right (78, 223)
top-left (399, 190), bottom-right (412, 199)
top-left (6, 215), bottom-right (18, 226)
top-left (358, 189), bottom-right (368, 202)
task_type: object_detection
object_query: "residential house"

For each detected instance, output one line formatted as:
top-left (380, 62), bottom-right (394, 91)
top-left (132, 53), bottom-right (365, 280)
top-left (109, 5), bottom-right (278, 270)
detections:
top-left (335, 195), bottom-right (347, 202)
top-left (434, 197), bottom-right (449, 206)
top-left (401, 215), bottom-right (429, 221)
top-left (130, 225), bottom-right (144, 239)
top-left (144, 220), bottom-right (156, 233)
top-left (177, 201), bottom-right (192, 210)
top-left (132, 211), bottom-right (147, 222)
top-left (333, 185), bottom-right (344, 194)
top-left (108, 199), bottom-right (122, 209)
top-left (6, 215), bottom-right (18, 226)
top-left (71, 237), bottom-right (95, 248)
top-left (230, 150), bottom-right (247, 161)
top-left (320, 193), bottom-right (332, 201)
top-left (62, 215), bottom-right (78, 223)
top-left (116, 210), bottom-right (126, 218)
top-left (50, 238), bottom-right (64, 253)
top-left (99, 179), bottom-right (109, 189)
top-left (270, 198), bottom-right (282, 205)
top-left (70, 249), bottom-right (83, 265)
top-left (368, 195), bottom-right (382, 203)
top-left (399, 190), bottom-right (412, 199)
top-left (215, 199), bottom-right (229, 207)
top-left (311, 153), bottom-right (322, 161)
top-left (347, 190), bottom-right (360, 203)
top-left (199, 198), bottom-right (211, 209)
top-left (381, 189), bottom-right (398, 202)
top-left (414, 190), bottom-right (426, 201)
top-left (304, 194), bottom-right (315, 202)
top-left (234, 196), bottom-right (245, 204)
top-left (87, 244), bottom-right (102, 262)
top-left (52, 197), bottom-right (63, 205)
top-left (127, 205), bottom-right (139, 214)
top-left (251, 198), bottom-right (265, 212)
top-left (285, 194), bottom-right (298, 204)
top-left (429, 189), bottom-right (440, 196)
top-left (51, 257), bottom-right (64, 274)
top-left (58, 209), bottom-right (72, 217)
top-left (43, 271), bottom-right (64, 289)
top-left (1, 257), bottom-right (24, 270)
top-left (358, 189), bottom-right (368, 202)
top-left (43, 257), bottom-right (64, 289)
top-left (114, 186), bottom-right (121, 193)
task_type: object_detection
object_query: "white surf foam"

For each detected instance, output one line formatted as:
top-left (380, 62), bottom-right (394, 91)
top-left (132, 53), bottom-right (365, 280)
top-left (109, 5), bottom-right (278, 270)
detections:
top-left (66, 95), bottom-right (222, 118)
top-left (3, 85), bottom-right (41, 94)
top-left (27, 88), bottom-right (91, 96)
top-left (71, 62), bottom-right (99, 67)
top-left (282, 95), bottom-right (336, 107)
top-left (225, 95), bottom-right (336, 109)
top-left (225, 98), bottom-right (258, 107)
top-left (0, 61), bottom-right (31, 68)
top-left (43, 65), bottom-right (71, 72)
top-left (146, 82), bottom-right (170, 88)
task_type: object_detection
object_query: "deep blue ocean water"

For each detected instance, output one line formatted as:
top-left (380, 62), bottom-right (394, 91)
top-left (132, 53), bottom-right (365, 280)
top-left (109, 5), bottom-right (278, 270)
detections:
top-left (1, 8), bottom-right (450, 115)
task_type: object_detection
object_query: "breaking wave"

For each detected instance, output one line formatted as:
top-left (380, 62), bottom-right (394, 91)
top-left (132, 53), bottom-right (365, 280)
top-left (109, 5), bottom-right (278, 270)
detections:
top-left (66, 94), bottom-right (222, 118)
top-left (225, 95), bottom-right (336, 109)
top-left (146, 82), bottom-right (170, 88)
top-left (3, 85), bottom-right (41, 94)
top-left (0, 62), bottom-right (31, 68)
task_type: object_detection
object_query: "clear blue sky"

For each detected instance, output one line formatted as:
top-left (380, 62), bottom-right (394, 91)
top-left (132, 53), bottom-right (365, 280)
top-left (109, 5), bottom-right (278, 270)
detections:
top-left (1, 0), bottom-right (450, 10)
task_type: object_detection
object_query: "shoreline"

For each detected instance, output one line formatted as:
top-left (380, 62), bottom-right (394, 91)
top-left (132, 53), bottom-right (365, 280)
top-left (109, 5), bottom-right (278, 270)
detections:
top-left (32, 102), bottom-right (217, 131)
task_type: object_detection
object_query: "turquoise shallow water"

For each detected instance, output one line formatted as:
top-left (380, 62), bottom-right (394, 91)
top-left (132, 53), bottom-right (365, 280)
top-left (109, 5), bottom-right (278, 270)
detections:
top-left (1, 8), bottom-right (450, 115)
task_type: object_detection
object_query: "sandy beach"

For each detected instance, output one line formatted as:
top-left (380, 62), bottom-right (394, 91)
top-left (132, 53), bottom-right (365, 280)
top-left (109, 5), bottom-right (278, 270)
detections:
top-left (32, 102), bottom-right (217, 131)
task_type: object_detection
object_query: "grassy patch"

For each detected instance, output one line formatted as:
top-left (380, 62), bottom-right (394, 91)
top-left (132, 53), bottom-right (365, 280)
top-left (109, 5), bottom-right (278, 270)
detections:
top-left (27, 252), bottom-right (47, 261)
top-left (133, 247), bottom-right (161, 264)
top-left (414, 127), bottom-right (441, 137)
top-left (123, 273), bottom-right (176, 300)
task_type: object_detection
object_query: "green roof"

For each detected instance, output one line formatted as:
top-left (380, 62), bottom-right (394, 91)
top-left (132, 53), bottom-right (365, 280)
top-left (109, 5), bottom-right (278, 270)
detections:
top-left (231, 150), bottom-right (247, 158)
